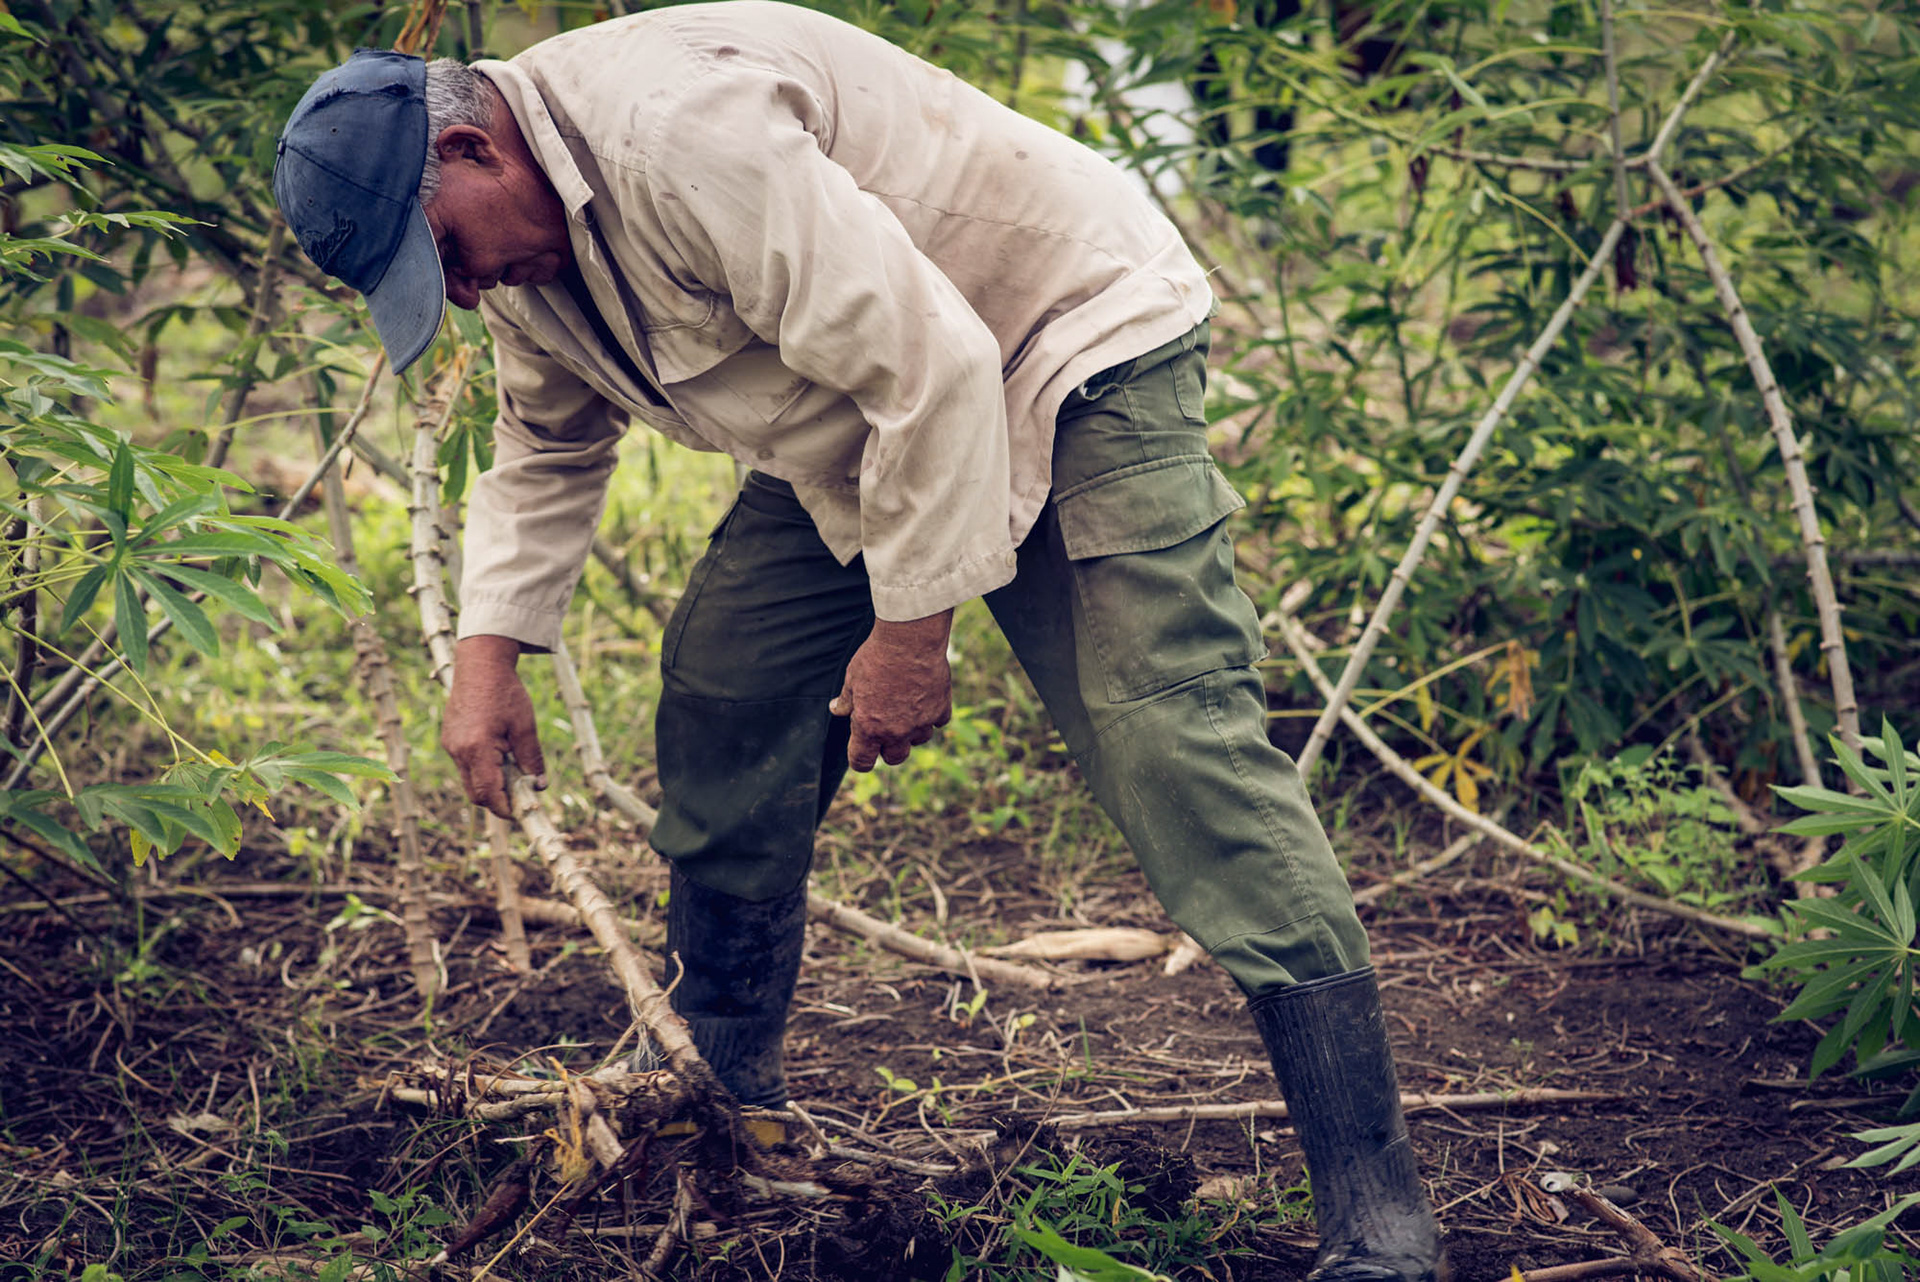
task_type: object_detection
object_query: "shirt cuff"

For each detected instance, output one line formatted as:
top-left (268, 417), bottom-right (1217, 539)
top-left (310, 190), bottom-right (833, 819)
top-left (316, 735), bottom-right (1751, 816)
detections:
top-left (868, 547), bottom-right (1020, 621)
top-left (456, 596), bottom-right (566, 654)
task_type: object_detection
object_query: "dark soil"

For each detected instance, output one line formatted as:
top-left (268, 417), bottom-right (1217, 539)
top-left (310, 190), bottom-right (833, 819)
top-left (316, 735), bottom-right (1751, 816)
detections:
top-left (0, 820), bottom-right (1911, 1281)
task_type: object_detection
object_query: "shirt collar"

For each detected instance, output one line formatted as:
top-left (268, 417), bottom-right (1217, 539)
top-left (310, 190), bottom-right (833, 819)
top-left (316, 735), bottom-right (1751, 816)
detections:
top-left (473, 59), bottom-right (595, 226)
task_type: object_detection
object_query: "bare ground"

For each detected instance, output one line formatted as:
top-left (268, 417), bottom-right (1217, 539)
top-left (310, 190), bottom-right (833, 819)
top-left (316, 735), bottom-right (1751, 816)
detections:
top-left (0, 808), bottom-right (1913, 1281)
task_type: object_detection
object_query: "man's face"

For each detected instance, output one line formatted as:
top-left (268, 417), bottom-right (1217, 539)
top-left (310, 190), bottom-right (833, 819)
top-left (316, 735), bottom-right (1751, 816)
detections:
top-left (424, 131), bottom-right (573, 311)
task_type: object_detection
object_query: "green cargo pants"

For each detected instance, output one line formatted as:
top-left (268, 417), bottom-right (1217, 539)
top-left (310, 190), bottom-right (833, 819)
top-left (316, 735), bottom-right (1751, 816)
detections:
top-left (650, 323), bottom-right (1369, 997)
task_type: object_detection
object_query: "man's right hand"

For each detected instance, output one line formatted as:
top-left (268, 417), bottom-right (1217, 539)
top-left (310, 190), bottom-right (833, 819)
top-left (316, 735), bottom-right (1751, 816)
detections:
top-left (442, 634), bottom-right (547, 819)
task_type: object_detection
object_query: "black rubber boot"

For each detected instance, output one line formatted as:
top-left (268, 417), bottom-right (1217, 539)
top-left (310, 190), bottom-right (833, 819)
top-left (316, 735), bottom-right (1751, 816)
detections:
top-left (663, 865), bottom-right (807, 1108)
top-left (1250, 967), bottom-right (1447, 1282)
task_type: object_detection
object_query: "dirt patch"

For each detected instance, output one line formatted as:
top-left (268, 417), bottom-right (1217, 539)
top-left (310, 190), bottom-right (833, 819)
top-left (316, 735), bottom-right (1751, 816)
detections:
top-left (0, 830), bottom-right (1911, 1280)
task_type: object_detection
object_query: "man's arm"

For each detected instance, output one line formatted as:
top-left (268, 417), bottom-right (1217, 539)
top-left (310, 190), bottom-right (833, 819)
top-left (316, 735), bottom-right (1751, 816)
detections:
top-left (445, 306), bottom-right (625, 815)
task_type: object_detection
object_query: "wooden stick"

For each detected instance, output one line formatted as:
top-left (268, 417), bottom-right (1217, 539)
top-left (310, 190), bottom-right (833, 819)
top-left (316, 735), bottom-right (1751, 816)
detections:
top-left (1649, 160), bottom-right (1860, 752)
top-left (1767, 610), bottom-right (1823, 790)
top-left (318, 378), bottom-right (440, 1002)
top-left (1351, 824), bottom-right (1489, 907)
top-left (1275, 613), bottom-right (1773, 940)
top-left (1518, 1186), bottom-right (1718, 1282)
top-left (406, 347), bottom-right (474, 693)
top-left (806, 893), bottom-right (1060, 990)
top-left (487, 813), bottom-right (531, 975)
top-left (549, 640), bottom-right (657, 829)
top-left (206, 218), bottom-right (289, 472)
top-left (1049, 1087), bottom-right (1623, 1131)
top-left (509, 775), bottom-right (713, 1087)
top-left (1293, 37), bottom-right (1733, 778)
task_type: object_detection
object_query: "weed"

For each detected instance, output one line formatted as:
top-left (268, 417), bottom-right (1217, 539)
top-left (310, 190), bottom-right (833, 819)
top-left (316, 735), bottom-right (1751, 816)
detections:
top-left (1711, 1189), bottom-right (1920, 1282)
top-left (930, 1143), bottom-right (1298, 1282)
top-left (1552, 746), bottom-right (1763, 910)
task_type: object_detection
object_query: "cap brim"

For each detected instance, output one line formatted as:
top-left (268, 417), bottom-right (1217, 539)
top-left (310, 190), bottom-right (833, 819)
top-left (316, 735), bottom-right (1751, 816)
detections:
top-left (363, 201), bottom-right (446, 375)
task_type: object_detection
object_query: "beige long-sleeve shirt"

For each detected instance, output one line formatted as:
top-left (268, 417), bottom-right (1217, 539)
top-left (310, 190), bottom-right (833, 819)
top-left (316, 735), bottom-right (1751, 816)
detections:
top-left (457, 0), bottom-right (1213, 649)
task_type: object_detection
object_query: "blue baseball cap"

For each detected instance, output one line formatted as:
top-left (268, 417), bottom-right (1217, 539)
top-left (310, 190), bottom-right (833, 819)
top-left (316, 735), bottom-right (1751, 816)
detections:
top-left (274, 49), bottom-right (445, 374)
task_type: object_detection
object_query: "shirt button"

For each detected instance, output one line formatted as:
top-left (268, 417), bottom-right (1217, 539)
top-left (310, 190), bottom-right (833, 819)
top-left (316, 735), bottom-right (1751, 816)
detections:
top-left (755, 447), bottom-right (775, 461)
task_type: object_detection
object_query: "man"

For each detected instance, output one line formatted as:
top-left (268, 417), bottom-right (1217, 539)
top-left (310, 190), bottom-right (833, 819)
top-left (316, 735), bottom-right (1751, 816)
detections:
top-left (273, 6), bottom-right (1443, 1278)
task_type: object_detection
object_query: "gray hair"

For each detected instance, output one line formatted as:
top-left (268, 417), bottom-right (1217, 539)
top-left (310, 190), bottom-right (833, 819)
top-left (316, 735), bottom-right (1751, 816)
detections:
top-left (418, 58), bottom-right (494, 208)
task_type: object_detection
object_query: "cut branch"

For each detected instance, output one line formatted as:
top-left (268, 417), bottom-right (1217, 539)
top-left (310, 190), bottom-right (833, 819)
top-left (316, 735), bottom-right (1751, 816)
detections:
top-left (1648, 160), bottom-right (1859, 752)
top-left (317, 374), bottom-right (439, 1001)
top-left (550, 640), bottom-right (657, 829)
top-left (806, 893), bottom-right (1061, 990)
top-left (405, 347), bottom-right (476, 692)
top-left (1275, 613), bottom-right (1772, 940)
top-left (1049, 1087), bottom-right (1622, 1131)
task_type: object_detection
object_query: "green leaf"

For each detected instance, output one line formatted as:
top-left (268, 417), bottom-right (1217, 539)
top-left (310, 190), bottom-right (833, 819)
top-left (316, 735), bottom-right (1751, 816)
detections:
top-left (1883, 719), bottom-right (1908, 810)
top-left (147, 563), bottom-right (275, 626)
top-left (106, 439), bottom-right (134, 519)
top-left (59, 563), bottom-right (110, 636)
top-left (114, 569), bottom-right (148, 675)
top-left (1007, 1221), bottom-right (1170, 1282)
top-left (136, 569), bottom-right (219, 657)
top-left (1777, 1190), bottom-right (1815, 1261)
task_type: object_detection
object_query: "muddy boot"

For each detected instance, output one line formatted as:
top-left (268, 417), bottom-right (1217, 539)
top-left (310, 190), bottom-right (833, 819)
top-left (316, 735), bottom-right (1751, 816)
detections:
top-left (663, 865), bottom-right (806, 1109)
top-left (1250, 967), bottom-right (1447, 1282)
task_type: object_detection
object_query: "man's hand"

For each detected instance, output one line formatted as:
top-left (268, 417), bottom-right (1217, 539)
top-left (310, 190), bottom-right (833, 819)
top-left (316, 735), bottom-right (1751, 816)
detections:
top-left (831, 610), bottom-right (954, 771)
top-left (442, 634), bottom-right (548, 818)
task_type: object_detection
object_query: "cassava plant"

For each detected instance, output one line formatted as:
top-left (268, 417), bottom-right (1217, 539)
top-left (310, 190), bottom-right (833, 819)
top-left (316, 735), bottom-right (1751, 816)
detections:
top-left (1750, 719), bottom-right (1920, 1107)
top-left (0, 100), bottom-right (388, 869)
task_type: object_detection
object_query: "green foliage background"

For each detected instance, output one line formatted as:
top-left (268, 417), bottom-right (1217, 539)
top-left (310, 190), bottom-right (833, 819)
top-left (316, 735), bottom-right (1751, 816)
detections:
top-left (2, 1), bottom-right (1918, 1274)
top-left (0, 0), bottom-right (1914, 901)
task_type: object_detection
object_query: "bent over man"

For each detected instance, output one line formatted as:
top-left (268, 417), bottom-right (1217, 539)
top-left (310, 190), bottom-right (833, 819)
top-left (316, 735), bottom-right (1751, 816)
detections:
top-left (273, 5), bottom-right (1443, 1277)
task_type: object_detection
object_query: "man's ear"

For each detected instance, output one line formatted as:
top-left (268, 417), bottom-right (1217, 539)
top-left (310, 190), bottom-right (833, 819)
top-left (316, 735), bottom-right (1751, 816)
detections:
top-left (433, 124), bottom-right (502, 172)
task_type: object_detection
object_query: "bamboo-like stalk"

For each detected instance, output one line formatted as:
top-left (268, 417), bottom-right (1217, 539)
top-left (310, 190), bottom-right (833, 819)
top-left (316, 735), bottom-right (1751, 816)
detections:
top-left (507, 774), bottom-right (712, 1079)
top-left (316, 384), bottom-right (440, 1001)
top-left (1048, 1086), bottom-right (1622, 1131)
top-left (406, 348), bottom-right (474, 692)
top-left (1599, 0), bottom-right (1633, 227)
top-left (1293, 219), bottom-right (1623, 776)
top-left (1767, 611), bottom-right (1823, 789)
top-left (1293, 39), bottom-right (1733, 777)
top-left (806, 892), bottom-right (1060, 991)
top-left (486, 811), bottom-right (531, 974)
top-left (206, 220), bottom-right (289, 472)
top-left (1648, 160), bottom-right (1860, 752)
top-left (1275, 613), bottom-right (1772, 940)
top-left (549, 640), bottom-right (658, 829)
top-left (6, 356), bottom-right (388, 790)
top-left (403, 346), bottom-right (533, 977)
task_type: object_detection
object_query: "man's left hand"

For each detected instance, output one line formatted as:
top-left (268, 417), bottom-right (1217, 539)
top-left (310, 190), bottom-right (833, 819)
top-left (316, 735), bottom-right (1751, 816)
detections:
top-left (831, 610), bottom-right (955, 771)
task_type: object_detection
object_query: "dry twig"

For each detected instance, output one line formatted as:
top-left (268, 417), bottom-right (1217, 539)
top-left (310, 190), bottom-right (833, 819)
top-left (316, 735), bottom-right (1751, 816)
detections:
top-left (806, 892), bottom-right (1061, 990)
top-left (1518, 1186), bottom-right (1717, 1282)
top-left (1048, 1087), bottom-right (1623, 1131)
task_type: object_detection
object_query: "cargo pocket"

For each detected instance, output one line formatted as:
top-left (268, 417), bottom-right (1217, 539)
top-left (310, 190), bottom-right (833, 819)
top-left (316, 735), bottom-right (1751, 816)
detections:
top-left (1053, 454), bottom-right (1267, 703)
